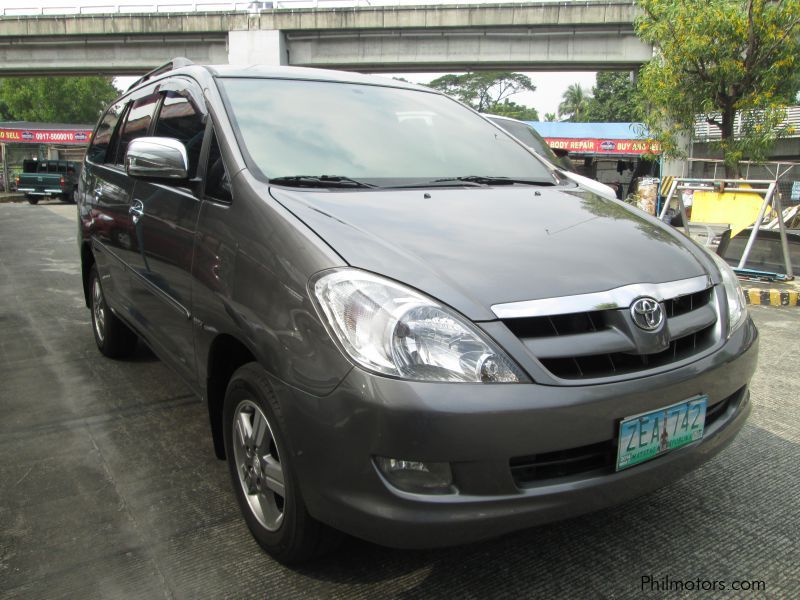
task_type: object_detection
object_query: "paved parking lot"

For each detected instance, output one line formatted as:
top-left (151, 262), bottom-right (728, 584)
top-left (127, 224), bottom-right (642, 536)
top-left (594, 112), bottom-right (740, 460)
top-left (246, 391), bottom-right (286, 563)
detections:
top-left (1, 200), bottom-right (798, 599)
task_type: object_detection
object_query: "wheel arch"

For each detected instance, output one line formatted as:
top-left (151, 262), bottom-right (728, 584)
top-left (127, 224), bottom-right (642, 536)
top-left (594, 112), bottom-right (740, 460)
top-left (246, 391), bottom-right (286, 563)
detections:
top-left (206, 333), bottom-right (258, 460)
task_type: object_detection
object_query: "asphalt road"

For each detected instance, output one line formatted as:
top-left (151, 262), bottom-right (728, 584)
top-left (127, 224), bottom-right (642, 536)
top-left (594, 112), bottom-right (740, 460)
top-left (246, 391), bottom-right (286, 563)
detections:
top-left (1, 200), bottom-right (798, 599)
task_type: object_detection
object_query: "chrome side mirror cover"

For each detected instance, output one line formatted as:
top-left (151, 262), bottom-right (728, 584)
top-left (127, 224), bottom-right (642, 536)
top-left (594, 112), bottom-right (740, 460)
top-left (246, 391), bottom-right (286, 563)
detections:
top-left (126, 137), bottom-right (189, 180)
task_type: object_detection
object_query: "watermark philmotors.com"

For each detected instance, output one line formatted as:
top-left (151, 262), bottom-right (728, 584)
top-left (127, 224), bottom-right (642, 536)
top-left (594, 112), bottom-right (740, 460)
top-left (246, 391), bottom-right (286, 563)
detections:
top-left (641, 575), bottom-right (766, 593)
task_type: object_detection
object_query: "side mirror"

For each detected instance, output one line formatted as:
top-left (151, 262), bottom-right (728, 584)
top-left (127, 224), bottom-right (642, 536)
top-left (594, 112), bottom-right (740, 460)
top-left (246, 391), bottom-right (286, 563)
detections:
top-left (126, 137), bottom-right (189, 180)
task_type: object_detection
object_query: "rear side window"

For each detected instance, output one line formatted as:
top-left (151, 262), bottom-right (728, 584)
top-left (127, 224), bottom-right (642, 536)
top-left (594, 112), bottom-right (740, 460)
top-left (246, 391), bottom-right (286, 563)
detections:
top-left (154, 92), bottom-right (205, 177)
top-left (116, 94), bottom-right (161, 165)
top-left (88, 100), bottom-right (126, 164)
top-left (489, 117), bottom-right (559, 162)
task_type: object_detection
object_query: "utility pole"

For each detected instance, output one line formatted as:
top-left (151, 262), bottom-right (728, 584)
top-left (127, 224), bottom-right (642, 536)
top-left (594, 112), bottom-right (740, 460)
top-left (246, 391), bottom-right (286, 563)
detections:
top-left (1, 143), bottom-right (10, 194)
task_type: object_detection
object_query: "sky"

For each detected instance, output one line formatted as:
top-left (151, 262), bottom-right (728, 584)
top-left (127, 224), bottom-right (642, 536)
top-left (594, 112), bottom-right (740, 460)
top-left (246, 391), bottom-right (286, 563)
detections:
top-left (114, 71), bottom-right (598, 119)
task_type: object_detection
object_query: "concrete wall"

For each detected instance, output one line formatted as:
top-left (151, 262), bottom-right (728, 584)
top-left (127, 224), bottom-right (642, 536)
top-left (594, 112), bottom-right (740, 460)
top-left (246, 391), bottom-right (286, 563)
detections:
top-left (285, 28), bottom-right (649, 72)
top-left (0, 2), bottom-right (650, 75)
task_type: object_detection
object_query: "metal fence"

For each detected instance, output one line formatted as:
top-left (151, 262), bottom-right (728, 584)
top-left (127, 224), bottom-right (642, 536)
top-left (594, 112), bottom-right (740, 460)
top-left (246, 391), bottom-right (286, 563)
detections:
top-left (693, 106), bottom-right (800, 142)
top-left (685, 159), bottom-right (800, 208)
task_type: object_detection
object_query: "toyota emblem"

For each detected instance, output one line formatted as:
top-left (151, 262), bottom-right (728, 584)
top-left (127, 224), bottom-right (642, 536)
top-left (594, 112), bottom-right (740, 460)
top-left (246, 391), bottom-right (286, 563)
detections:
top-left (630, 297), bottom-right (664, 331)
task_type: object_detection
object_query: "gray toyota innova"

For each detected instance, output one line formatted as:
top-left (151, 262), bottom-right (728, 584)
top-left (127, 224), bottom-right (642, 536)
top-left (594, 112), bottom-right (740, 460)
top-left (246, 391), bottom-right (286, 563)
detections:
top-left (78, 60), bottom-right (758, 563)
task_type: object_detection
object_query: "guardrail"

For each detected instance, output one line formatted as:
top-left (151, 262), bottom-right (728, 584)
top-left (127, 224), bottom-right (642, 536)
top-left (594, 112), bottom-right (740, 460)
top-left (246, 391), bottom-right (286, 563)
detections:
top-left (1, 2), bottom-right (252, 15)
top-left (0, 0), bottom-right (591, 17)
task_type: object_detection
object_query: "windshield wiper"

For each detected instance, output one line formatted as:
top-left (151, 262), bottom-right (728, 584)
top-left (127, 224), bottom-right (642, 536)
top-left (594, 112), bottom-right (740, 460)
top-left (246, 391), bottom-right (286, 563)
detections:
top-left (268, 175), bottom-right (376, 188)
top-left (432, 176), bottom-right (555, 186)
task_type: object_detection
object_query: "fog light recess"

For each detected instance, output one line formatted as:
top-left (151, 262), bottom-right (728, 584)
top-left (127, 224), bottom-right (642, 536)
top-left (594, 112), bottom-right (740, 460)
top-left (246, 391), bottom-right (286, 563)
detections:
top-left (374, 457), bottom-right (455, 495)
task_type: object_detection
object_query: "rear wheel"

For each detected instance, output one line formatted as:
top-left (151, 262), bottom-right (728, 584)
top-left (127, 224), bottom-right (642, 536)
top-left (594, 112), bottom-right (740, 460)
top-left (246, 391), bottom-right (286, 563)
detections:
top-left (26, 195), bottom-right (39, 205)
top-left (89, 264), bottom-right (137, 358)
top-left (223, 363), bottom-right (341, 564)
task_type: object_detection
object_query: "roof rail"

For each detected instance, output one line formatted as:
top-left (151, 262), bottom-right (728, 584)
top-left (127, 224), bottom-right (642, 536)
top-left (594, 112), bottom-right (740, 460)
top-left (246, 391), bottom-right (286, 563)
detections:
top-left (127, 57), bottom-right (195, 92)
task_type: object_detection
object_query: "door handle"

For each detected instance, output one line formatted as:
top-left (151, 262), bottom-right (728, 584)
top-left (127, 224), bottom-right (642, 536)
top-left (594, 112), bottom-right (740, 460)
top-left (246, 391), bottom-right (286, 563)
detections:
top-left (129, 200), bottom-right (144, 224)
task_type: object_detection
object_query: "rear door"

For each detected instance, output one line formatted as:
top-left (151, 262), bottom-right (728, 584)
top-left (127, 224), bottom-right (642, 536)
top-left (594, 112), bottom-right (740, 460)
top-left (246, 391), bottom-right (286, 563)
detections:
top-left (125, 81), bottom-right (207, 382)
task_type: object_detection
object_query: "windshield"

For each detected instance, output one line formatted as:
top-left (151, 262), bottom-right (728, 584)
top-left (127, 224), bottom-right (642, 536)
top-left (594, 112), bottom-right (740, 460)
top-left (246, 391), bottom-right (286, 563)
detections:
top-left (219, 78), bottom-right (554, 186)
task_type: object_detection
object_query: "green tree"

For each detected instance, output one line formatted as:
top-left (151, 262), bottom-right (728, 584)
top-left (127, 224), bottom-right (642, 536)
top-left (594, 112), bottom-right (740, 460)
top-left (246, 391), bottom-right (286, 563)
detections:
top-left (636, 0), bottom-right (800, 177)
top-left (427, 72), bottom-right (537, 113)
top-left (558, 83), bottom-right (591, 122)
top-left (0, 76), bottom-right (119, 124)
top-left (487, 99), bottom-right (539, 121)
top-left (543, 112), bottom-right (558, 122)
top-left (586, 71), bottom-right (640, 122)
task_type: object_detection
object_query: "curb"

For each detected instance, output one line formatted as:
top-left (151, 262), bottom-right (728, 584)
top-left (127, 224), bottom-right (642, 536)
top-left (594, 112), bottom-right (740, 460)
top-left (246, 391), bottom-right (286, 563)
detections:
top-left (743, 288), bottom-right (800, 307)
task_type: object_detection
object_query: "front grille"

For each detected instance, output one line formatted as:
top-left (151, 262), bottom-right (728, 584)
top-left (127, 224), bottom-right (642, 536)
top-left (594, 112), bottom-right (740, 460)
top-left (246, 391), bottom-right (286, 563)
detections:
top-left (505, 310), bottom-right (607, 339)
top-left (510, 389), bottom-right (741, 488)
top-left (510, 440), bottom-right (615, 484)
top-left (665, 288), bottom-right (713, 318)
top-left (539, 324), bottom-right (716, 379)
top-left (503, 286), bottom-right (718, 381)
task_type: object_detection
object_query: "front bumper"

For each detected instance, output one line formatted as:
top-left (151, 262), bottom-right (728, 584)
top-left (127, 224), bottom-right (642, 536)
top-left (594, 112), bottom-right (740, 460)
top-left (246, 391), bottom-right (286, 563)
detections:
top-left (278, 318), bottom-right (758, 549)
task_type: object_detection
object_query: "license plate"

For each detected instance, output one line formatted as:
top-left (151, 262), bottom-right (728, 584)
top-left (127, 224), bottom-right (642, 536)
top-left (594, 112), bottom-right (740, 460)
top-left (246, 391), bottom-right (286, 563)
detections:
top-left (616, 395), bottom-right (708, 471)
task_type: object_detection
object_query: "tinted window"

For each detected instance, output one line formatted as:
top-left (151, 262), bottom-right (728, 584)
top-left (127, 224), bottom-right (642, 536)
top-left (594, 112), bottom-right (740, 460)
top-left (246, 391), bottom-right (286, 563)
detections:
top-left (154, 91), bottom-right (205, 177)
top-left (219, 78), bottom-right (553, 184)
top-left (88, 100), bottom-right (125, 164)
top-left (205, 131), bottom-right (232, 203)
top-left (117, 94), bottom-right (160, 165)
top-left (488, 117), bottom-right (559, 162)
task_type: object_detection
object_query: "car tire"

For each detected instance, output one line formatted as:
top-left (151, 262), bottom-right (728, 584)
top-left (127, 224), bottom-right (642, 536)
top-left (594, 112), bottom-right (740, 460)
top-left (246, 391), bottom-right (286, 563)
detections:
top-left (26, 195), bottom-right (39, 205)
top-left (223, 363), bottom-right (341, 564)
top-left (89, 264), bottom-right (137, 358)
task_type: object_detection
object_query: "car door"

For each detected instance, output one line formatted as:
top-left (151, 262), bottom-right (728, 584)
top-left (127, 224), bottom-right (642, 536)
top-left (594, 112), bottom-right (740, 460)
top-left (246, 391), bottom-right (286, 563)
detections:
top-left (125, 83), bottom-right (206, 383)
top-left (84, 98), bottom-right (137, 314)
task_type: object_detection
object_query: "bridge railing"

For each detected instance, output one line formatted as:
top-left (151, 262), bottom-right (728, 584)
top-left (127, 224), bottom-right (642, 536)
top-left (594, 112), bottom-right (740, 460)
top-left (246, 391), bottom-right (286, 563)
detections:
top-left (1, 2), bottom-right (251, 15)
top-left (1, 0), bottom-right (566, 17)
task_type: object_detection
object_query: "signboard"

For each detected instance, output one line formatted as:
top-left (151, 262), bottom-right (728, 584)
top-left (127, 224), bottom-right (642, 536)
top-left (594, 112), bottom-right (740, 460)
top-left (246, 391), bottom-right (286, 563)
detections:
top-left (545, 137), bottom-right (661, 155)
top-left (0, 127), bottom-right (92, 145)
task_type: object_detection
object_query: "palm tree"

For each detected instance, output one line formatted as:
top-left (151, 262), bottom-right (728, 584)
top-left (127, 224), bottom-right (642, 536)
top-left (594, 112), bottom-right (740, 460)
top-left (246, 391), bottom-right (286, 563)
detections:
top-left (558, 84), bottom-right (591, 122)
top-left (543, 112), bottom-right (558, 122)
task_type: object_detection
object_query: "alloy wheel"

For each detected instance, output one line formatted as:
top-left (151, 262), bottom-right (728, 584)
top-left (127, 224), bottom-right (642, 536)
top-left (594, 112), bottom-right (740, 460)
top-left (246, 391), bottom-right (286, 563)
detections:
top-left (231, 399), bottom-right (286, 531)
top-left (92, 277), bottom-right (106, 344)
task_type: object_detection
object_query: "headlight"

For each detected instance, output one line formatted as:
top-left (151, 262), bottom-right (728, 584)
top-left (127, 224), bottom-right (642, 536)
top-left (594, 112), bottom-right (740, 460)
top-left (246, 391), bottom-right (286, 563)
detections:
top-left (310, 269), bottom-right (528, 383)
top-left (710, 253), bottom-right (748, 335)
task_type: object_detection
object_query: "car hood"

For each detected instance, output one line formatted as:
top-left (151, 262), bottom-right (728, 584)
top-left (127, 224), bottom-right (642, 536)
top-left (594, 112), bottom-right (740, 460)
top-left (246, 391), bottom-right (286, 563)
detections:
top-left (270, 186), bottom-right (710, 321)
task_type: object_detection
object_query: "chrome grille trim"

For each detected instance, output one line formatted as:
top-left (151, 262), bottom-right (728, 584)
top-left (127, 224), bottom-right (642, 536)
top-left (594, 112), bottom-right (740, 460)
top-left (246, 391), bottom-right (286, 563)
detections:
top-left (491, 275), bottom-right (712, 319)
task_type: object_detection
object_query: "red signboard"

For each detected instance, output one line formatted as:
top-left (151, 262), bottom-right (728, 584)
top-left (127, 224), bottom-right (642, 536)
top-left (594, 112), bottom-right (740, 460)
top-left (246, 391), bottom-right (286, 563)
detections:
top-left (545, 137), bottom-right (661, 155)
top-left (0, 127), bottom-right (92, 145)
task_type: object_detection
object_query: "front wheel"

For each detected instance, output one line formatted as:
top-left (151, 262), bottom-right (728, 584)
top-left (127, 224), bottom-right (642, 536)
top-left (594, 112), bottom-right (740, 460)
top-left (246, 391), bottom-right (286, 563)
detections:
top-left (89, 264), bottom-right (137, 358)
top-left (223, 363), bottom-right (340, 564)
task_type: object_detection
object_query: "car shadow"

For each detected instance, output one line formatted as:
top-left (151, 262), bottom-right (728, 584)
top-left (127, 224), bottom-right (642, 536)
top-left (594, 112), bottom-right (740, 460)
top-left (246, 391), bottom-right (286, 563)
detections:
top-left (125, 340), bottom-right (160, 363)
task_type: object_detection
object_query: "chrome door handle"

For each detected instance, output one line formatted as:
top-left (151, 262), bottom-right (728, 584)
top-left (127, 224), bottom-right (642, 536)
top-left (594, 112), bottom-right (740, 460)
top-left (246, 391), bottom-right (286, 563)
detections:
top-left (129, 200), bottom-right (144, 224)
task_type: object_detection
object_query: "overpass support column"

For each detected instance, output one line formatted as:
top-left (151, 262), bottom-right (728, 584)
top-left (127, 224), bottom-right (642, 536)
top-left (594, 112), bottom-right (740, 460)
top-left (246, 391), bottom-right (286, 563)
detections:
top-left (228, 30), bottom-right (288, 66)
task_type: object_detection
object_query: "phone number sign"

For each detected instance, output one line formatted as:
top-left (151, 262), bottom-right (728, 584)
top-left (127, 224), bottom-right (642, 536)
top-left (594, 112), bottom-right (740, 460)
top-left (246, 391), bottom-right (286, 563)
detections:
top-left (0, 127), bottom-right (92, 145)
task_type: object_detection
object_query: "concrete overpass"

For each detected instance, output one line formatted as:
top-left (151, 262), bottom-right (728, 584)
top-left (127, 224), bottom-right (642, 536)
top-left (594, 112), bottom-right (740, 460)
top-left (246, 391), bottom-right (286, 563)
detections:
top-left (0, 2), bottom-right (651, 76)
